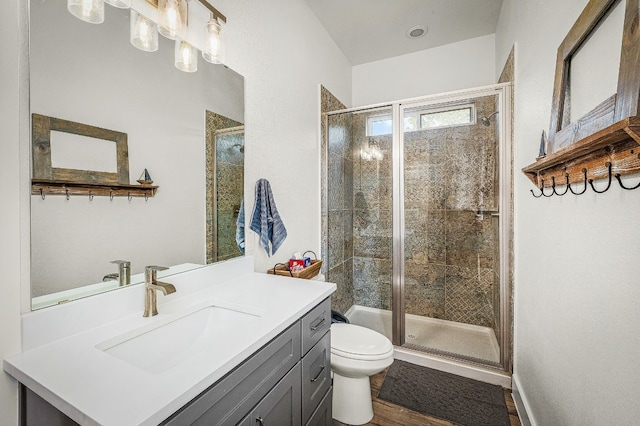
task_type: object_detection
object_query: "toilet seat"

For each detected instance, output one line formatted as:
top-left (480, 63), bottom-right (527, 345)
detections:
top-left (331, 323), bottom-right (394, 361)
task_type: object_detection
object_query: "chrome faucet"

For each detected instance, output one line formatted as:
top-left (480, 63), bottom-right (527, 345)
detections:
top-left (143, 265), bottom-right (176, 317)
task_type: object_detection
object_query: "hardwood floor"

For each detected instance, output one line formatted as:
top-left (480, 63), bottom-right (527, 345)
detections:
top-left (333, 369), bottom-right (522, 426)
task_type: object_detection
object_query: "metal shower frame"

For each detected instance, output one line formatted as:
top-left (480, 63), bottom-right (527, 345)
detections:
top-left (324, 82), bottom-right (513, 373)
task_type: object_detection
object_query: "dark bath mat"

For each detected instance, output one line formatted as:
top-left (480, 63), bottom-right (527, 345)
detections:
top-left (377, 360), bottom-right (510, 426)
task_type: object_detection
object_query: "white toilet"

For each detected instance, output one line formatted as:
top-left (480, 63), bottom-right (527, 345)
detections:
top-left (330, 323), bottom-right (394, 425)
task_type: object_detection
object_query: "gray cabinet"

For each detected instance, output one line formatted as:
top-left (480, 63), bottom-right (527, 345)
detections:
top-left (163, 297), bottom-right (333, 426)
top-left (22, 298), bottom-right (333, 426)
top-left (162, 323), bottom-right (301, 425)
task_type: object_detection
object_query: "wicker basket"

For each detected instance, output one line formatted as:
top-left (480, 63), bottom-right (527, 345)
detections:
top-left (267, 259), bottom-right (322, 279)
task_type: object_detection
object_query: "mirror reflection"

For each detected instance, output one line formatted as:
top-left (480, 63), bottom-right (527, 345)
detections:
top-left (30, 0), bottom-right (244, 310)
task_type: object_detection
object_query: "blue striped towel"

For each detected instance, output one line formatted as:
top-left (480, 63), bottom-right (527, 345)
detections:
top-left (249, 179), bottom-right (287, 256)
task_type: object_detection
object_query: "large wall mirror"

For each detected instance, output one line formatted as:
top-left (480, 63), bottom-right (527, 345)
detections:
top-left (30, 0), bottom-right (244, 310)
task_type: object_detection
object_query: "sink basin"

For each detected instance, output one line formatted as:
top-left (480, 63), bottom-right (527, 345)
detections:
top-left (97, 305), bottom-right (260, 373)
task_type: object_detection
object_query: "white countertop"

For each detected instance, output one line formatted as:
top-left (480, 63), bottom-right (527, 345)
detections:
top-left (4, 256), bottom-right (336, 425)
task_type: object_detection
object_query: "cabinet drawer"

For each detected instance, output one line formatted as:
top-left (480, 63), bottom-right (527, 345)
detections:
top-left (301, 331), bottom-right (331, 425)
top-left (162, 322), bottom-right (301, 426)
top-left (301, 298), bottom-right (331, 355)
top-left (305, 387), bottom-right (332, 426)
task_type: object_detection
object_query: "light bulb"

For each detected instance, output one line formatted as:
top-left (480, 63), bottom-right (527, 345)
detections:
top-left (175, 40), bottom-right (197, 73)
top-left (130, 10), bottom-right (158, 52)
top-left (202, 17), bottom-right (224, 64)
top-left (158, 0), bottom-right (187, 40)
top-left (105, 0), bottom-right (131, 8)
top-left (68, 0), bottom-right (104, 24)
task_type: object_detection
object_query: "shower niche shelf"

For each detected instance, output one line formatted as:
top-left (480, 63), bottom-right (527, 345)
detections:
top-left (522, 117), bottom-right (640, 188)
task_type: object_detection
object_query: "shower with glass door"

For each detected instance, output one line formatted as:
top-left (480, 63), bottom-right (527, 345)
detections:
top-left (323, 84), bottom-right (512, 376)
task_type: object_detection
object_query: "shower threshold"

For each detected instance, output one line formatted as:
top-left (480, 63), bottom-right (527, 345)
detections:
top-left (344, 305), bottom-right (500, 364)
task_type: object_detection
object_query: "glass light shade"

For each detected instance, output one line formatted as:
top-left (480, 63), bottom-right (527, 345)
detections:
top-left (105, 0), bottom-right (131, 8)
top-left (130, 10), bottom-right (158, 52)
top-left (67, 0), bottom-right (104, 24)
top-left (175, 40), bottom-right (197, 73)
top-left (202, 18), bottom-right (224, 64)
top-left (158, 0), bottom-right (187, 40)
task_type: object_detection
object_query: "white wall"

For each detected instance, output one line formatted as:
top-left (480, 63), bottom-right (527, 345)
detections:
top-left (352, 34), bottom-right (495, 106)
top-left (496, 1), bottom-right (640, 425)
top-left (220, 0), bottom-right (352, 272)
top-left (0, 0), bottom-right (23, 423)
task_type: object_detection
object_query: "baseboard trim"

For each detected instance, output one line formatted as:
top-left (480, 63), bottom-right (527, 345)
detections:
top-left (512, 374), bottom-right (534, 426)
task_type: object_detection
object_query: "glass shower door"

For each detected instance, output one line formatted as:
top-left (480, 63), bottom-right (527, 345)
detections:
top-left (400, 94), bottom-right (502, 365)
top-left (326, 106), bottom-right (394, 339)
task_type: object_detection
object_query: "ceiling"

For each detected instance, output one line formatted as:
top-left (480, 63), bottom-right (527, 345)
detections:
top-left (305, 0), bottom-right (504, 65)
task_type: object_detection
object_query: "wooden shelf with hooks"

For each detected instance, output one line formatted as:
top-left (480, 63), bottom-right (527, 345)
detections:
top-left (522, 117), bottom-right (640, 188)
top-left (32, 179), bottom-right (158, 199)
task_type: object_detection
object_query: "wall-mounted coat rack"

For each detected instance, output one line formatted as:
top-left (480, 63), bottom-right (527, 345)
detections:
top-left (523, 0), bottom-right (640, 198)
top-left (523, 117), bottom-right (640, 197)
top-left (32, 179), bottom-right (158, 201)
top-left (31, 114), bottom-right (159, 201)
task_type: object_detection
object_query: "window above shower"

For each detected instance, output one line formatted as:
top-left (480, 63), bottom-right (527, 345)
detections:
top-left (366, 103), bottom-right (476, 136)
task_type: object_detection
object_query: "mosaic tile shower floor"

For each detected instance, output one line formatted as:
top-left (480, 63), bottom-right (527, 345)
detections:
top-left (345, 305), bottom-right (499, 363)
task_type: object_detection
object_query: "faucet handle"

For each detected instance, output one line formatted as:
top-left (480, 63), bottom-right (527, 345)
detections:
top-left (111, 260), bottom-right (131, 267)
top-left (145, 265), bottom-right (169, 272)
top-left (145, 265), bottom-right (169, 285)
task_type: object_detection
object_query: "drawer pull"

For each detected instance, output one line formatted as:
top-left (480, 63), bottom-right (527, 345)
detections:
top-left (256, 416), bottom-right (264, 425)
top-left (310, 365), bottom-right (325, 382)
top-left (310, 317), bottom-right (326, 331)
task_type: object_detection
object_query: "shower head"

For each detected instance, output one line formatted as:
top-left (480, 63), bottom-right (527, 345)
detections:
top-left (231, 143), bottom-right (244, 153)
top-left (479, 111), bottom-right (499, 126)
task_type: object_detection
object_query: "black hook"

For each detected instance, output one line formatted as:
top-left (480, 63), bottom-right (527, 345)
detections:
top-left (568, 168), bottom-right (588, 195)
top-left (530, 179), bottom-right (554, 197)
top-left (615, 173), bottom-right (640, 190)
top-left (552, 175), bottom-right (570, 196)
top-left (588, 162), bottom-right (612, 194)
top-left (530, 179), bottom-right (545, 198)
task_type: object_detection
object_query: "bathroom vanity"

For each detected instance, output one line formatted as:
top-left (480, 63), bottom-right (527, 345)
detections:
top-left (4, 256), bottom-right (335, 425)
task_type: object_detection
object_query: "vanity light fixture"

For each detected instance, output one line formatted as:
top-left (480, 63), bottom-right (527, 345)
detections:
top-left (175, 40), bottom-right (198, 72)
top-left (68, 0), bottom-right (227, 72)
top-left (104, 0), bottom-right (131, 8)
top-left (202, 16), bottom-right (223, 64)
top-left (130, 10), bottom-right (159, 52)
top-left (67, 0), bottom-right (105, 24)
top-left (158, 0), bottom-right (188, 40)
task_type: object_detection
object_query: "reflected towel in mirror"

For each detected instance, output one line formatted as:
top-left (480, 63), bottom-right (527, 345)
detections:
top-left (236, 198), bottom-right (245, 254)
top-left (250, 178), bottom-right (287, 256)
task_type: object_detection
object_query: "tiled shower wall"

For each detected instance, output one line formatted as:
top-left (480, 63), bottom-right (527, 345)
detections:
top-left (403, 95), bottom-right (499, 329)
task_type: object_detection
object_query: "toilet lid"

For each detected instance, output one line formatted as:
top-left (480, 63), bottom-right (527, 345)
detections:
top-left (331, 323), bottom-right (394, 361)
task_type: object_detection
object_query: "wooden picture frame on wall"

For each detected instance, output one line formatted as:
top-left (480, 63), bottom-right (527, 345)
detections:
top-left (548, 0), bottom-right (640, 154)
top-left (32, 113), bottom-right (130, 185)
